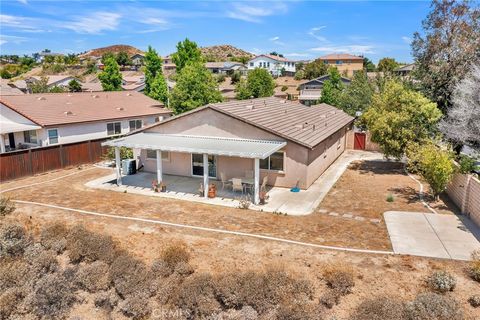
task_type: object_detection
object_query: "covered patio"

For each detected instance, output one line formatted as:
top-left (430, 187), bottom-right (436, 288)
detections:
top-left (102, 133), bottom-right (286, 204)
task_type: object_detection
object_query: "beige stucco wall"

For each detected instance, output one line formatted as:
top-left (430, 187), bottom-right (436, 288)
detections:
top-left (138, 108), bottom-right (348, 189)
top-left (446, 172), bottom-right (480, 227)
top-left (321, 60), bottom-right (363, 78)
top-left (345, 129), bottom-right (381, 152)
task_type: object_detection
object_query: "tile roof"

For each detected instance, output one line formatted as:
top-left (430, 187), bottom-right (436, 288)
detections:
top-left (0, 79), bottom-right (24, 95)
top-left (31, 75), bottom-right (77, 86)
top-left (319, 53), bottom-right (363, 61)
top-left (0, 91), bottom-right (171, 127)
top-left (149, 97), bottom-right (353, 149)
top-left (253, 54), bottom-right (294, 62)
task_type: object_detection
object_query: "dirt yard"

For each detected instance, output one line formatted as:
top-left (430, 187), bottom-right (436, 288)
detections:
top-left (1, 165), bottom-right (479, 319)
top-left (318, 160), bottom-right (460, 219)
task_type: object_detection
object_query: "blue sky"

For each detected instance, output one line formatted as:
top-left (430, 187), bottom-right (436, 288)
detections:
top-left (1, 1), bottom-right (431, 63)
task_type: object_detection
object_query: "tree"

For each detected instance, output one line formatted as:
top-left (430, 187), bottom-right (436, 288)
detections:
top-left (303, 59), bottom-right (328, 79)
top-left (235, 68), bottom-right (275, 100)
top-left (64, 54), bottom-right (79, 65)
top-left (412, 0), bottom-right (480, 112)
top-left (101, 52), bottom-right (116, 64)
top-left (98, 57), bottom-right (122, 91)
top-left (116, 51), bottom-right (132, 66)
top-left (170, 62), bottom-right (222, 114)
top-left (143, 46), bottom-right (166, 100)
top-left (319, 68), bottom-right (344, 106)
top-left (67, 79), bottom-right (82, 92)
top-left (406, 141), bottom-right (455, 200)
top-left (269, 51), bottom-right (284, 58)
top-left (338, 71), bottom-right (374, 116)
top-left (363, 57), bottom-right (376, 72)
top-left (49, 85), bottom-right (65, 93)
top-left (28, 76), bottom-right (49, 93)
top-left (438, 63), bottom-right (480, 150)
top-left (230, 71), bottom-right (241, 84)
top-left (149, 73), bottom-right (169, 106)
top-left (362, 80), bottom-right (442, 159)
top-left (377, 57), bottom-right (399, 73)
top-left (171, 38), bottom-right (203, 72)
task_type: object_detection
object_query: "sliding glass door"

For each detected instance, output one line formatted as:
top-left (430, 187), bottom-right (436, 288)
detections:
top-left (191, 154), bottom-right (217, 178)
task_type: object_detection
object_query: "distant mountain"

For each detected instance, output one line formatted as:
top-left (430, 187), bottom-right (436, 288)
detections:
top-left (200, 45), bottom-right (253, 62)
top-left (78, 45), bottom-right (144, 58)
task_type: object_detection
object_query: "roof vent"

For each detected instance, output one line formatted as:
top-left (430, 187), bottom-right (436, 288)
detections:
top-left (126, 93), bottom-right (133, 96)
top-left (66, 102), bottom-right (72, 105)
top-left (116, 107), bottom-right (125, 111)
top-left (37, 96), bottom-right (46, 101)
top-left (245, 105), bottom-right (255, 110)
top-left (330, 110), bottom-right (336, 115)
top-left (92, 94), bottom-right (100, 98)
top-left (64, 111), bottom-right (73, 116)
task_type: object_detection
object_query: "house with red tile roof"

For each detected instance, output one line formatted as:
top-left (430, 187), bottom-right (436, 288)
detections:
top-left (0, 91), bottom-right (171, 153)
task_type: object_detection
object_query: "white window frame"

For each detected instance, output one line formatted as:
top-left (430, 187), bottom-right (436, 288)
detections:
top-left (47, 128), bottom-right (59, 145)
top-left (260, 151), bottom-right (285, 173)
top-left (129, 119), bottom-right (142, 132)
top-left (107, 122), bottom-right (122, 136)
top-left (146, 149), bottom-right (170, 161)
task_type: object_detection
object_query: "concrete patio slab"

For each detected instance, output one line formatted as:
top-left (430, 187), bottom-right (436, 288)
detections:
top-left (384, 211), bottom-right (480, 260)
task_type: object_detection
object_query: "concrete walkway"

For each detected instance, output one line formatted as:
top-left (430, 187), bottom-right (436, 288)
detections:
top-left (384, 211), bottom-right (480, 260)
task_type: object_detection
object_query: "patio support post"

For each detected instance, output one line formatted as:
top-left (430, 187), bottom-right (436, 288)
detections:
top-left (254, 158), bottom-right (260, 205)
top-left (203, 153), bottom-right (208, 198)
top-left (0, 135), bottom-right (5, 153)
top-left (115, 147), bottom-right (122, 186)
top-left (156, 150), bottom-right (162, 183)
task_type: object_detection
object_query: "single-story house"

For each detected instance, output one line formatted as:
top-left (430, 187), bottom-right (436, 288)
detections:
top-left (0, 91), bottom-right (171, 153)
top-left (205, 62), bottom-right (247, 74)
top-left (8, 75), bottom-right (79, 94)
top-left (130, 54), bottom-right (145, 67)
top-left (0, 79), bottom-right (24, 95)
top-left (299, 75), bottom-right (351, 106)
top-left (104, 97), bottom-right (354, 204)
top-left (394, 63), bottom-right (415, 77)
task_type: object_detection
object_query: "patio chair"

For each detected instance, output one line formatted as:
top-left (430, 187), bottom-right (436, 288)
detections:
top-left (232, 178), bottom-right (244, 194)
top-left (219, 172), bottom-right (232, 190)
top-left (245, 170), bottom-right (254, 179)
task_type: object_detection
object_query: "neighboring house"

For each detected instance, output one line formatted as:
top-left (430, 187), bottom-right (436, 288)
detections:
top-left (247, 55), bottom-right (296, 76)
top-left (8, 76), bottom-right (80, 93)
top-left (318, 54), bottom-right (363, 77)
top-left (104, 97), bottom-right (354, 204)
top-left (0, 79), bottom-right (24, 95)
top-left (274, 76), bottom-right (303, 101)
top-left (205, 62), bottom-right (247, 74)
top-left (122, 75), bottom-right (145, 92)
top-left (38, 51), bottom-right (64, 62)
top-left (162, 55), bottom-right (176, 72)
top-left (0, 91), bottom-right (171, 153)
top-left (298, 74), bottom-right (351, 106)
top-left (394, 63), bottom-right (415, 77)
top-left (130, 54), bottom-right (145, 68)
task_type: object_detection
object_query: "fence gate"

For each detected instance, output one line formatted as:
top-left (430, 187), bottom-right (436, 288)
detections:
top-left (353, 132), bottom-right (366, 150)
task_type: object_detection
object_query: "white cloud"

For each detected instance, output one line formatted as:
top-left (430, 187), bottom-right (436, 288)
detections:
top-left (269, 36), bottom-right (285, 46)
top-left (308, 26), bottom-right (327, 42)
top-left (65, 12), bottom-right (121, 34)
top-left (269, 36), bottom-right (280, 42)
top-left (401, 36), bottom-right (412, 44)
top-left (226, 2), bottom-right (288, 23)
top-left (310, 45), bottom-right (375, 55)
top-left (0, 35), bottom-right (28, 45)
top-left (284, 52), bottom-right (311, 58)
top-left (17, 0), bottom-right (28, 4)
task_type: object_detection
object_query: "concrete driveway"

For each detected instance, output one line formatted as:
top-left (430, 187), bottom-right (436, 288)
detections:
top-left (384, 211), bottom-right (480, 260)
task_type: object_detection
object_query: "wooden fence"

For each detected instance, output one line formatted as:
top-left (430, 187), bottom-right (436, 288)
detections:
top-left (0, 138), bottom-right (109, 182)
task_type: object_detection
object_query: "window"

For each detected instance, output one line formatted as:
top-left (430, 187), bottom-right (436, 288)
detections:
top-left (336, 60), bottom-right (343, 65)
top-left (107, 122), bottom-right (121, 136)
top-left (146, 149), bottom-right (169, 161)
top-left (267, 62), bottom-right (270, 68)
top-left (129, 119), bottom-right (142, 132)
top-left (249, 62), bottom-right (254, 67)
top-left (323, 60), bottom-right (328, 64)
top-left (48, 129), bottom-right (58, 144)
top-left (260, 151), bottom-right (284, 171)
top-left (23, 130), bottom-right (37, 144)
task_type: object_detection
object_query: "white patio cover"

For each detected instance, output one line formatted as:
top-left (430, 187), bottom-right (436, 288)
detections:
top-left (102, 132), bottom-right (286, 159)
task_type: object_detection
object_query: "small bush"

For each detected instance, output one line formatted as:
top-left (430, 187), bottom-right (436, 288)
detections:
top-left (405, 292), bottom-right (463, 320)
top-left (0, 287), bottom-right (25, 319)
top-left (159, 242), bottom-right (190, 270)
top-left (275, 300), bottom-right (320, 320)
top-left (322, 262), bottom-right (355, 295)
top-left (350, 297), bottom-right (406, 320)
top-left (468, 295), bottom-right (480, 308)
top-left (66, 225), bottom-right (116, 263)
top-left (109, 253), bottom-right (153, 298)
top-left (151, 259), bottom-right (174, 278)
top-left (25, 245), bottom-right (59, 274)
top-left (40, 223), bottom-right (68, 253)
top-left (26, 273), bottom-right (75, 319)
top-left (0, 259), bottom-right (32, 291)
top-left (386, 193), bottom-right (395, 202)
top-left (118, 292), bottom-right (152, 319)
top-left (468, 249), bottom-right (480, 282)
top-left (174, 261), bottom-right (195, 277)
top-left (0, 222), bottom-right (30, 258)
top-left (320, 289), bottom-right (340, 309)
top-left (0, 197), bottom-right (15, 217)
top-left (75, 261), bottom-right (110, 292)
top-left (94, 289), bottom-right (119, 311)
top-left (426, 270), bottom-right (456, 293)
top-left (156, 273), bottom-right (183, 305)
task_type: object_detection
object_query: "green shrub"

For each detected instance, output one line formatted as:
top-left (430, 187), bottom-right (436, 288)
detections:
top-left (350, 297), bottom-right (406, 320)
top-left (281, 85), bottom-right (288, 92)
top-left (458, 155), bottom-right (476, 174)
top-left (405, 292), bottom-right (463, 320)
top-left (386, 194), bottom-right (395, 202)
top-left (322, 262), bottom-right (355, 295)
top-left (0, 197), bottom-right (15, 217)
top-left (468, 249), bottom-right (480, 282)
top-left (426, 270), bottom-right (456, 293)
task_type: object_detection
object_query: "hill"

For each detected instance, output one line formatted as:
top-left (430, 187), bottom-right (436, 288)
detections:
top-left (79, 45), bottom-right (143, 58)
top-left (200, 45), bottom-right (253, 62)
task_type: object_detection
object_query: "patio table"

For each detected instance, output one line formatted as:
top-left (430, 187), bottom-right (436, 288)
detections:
top-left (229, 177), bottom-right (255, 194)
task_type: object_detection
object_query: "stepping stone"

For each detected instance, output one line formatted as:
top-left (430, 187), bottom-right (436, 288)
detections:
top-left (354, 216), bottom-right (366, 221)
top-left (370, 218), bottom-right (381, 223)
top-left (343, 213), bottom-right (353, 218)
top-left (329, 212), bottom-right (339, 216)
top-left (318, 209), bottom-right (328, 214)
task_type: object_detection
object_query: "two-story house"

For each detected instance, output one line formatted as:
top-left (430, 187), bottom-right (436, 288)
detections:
top-left (318, 54), bottom-right (363, 77)
top-left (298, 74), bottom-right (351, 106)
top-left (247, 55), bottom-right (296, 76)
